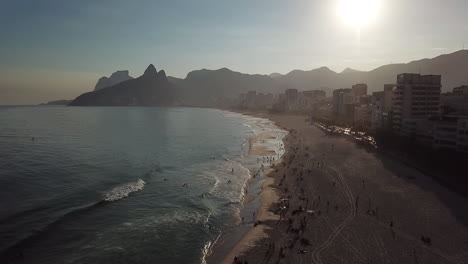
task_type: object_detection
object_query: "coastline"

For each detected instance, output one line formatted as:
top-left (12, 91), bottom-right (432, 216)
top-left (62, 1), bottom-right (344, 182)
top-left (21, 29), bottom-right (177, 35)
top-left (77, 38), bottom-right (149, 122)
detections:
top-left (224, 112), bottom-right (468, 264)
top-left (206, 110), bottom-right (288, 264)
top-left (218, 161), bottom-right (282, 264)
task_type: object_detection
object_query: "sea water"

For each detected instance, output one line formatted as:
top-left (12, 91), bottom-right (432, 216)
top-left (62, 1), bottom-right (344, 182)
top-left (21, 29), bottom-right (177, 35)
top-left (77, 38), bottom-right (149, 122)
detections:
top-left (0, 106), bottom-right (286, 264)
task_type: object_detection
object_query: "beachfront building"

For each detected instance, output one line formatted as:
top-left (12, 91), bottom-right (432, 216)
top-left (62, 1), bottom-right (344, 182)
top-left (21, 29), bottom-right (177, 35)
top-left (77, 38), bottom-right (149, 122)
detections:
top-left (457, 117), bottom-right (468, 153)
top-left (354, 104), bottom-right (372, 127)
top-left (254, 93), bottom-right (275, 109)
top-left (238, 91), bottom-right (275, 110)
top-left (392, 73), bottom-right (441, 137)
top-left (244, 91), bottom-right (257, 109)
top-left (285, 89), bottom-right (299, 110)
top-left (441, 85), bottom-right (468, 115)
top-left (431, 115), bottom-right (468, 153)
top-left (352, 83), bottom-right (368, 103)
top-left (332, 88), bottom-right (354, 120)
top-left (302, 90), bottom-right (326, 100)
top-left (370, 84), bottom-right (394, 131)
top-left (297, 90), bottom-right (326, 112)
top-left (341, 91), bottom-right (355, 119)
top-left (333, 89), bottom-right (346, 114)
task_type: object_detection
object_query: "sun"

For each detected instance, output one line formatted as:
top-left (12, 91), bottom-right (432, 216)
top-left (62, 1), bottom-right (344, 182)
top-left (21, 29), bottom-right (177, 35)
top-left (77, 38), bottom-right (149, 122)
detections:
top-left (337, 0), bottom-right (381, 29)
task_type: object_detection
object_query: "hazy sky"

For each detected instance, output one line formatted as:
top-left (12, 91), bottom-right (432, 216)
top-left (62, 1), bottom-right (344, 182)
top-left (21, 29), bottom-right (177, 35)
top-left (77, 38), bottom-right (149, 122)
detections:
top-left (1, 0), bottom-right (467, 104)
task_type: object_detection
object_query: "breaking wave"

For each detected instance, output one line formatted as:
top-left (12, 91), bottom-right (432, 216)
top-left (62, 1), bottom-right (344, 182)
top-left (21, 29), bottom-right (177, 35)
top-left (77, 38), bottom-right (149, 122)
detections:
top-left (103, 179), bottom-right (146, 202)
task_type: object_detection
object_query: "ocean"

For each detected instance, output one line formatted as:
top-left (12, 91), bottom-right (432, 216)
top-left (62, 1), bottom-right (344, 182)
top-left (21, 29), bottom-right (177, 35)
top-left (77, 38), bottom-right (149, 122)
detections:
top-left (0, 106), bottom-right (286, 264)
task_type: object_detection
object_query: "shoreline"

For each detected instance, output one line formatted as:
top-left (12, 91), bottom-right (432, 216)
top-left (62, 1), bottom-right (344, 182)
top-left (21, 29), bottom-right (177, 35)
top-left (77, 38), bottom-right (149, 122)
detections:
top-left (206, 110), bottom-right (288, 264)
top-left (218, 161), bottom-right (282, 264)
top-left (226, 112), bottom-right (468, 264)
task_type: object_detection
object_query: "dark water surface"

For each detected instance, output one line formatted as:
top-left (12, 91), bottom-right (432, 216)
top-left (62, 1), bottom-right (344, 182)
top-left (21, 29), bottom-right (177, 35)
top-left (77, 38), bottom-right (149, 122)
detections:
top-left (0, 106), bottom-right (285, 264)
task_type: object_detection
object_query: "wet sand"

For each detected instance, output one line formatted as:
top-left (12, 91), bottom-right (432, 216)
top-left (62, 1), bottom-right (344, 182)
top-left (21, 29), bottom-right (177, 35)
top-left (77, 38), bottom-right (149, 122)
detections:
top-left (224, 112), bottom-right (468, 264)
top-left (206, 112), bottom-right (286, 264)
top-left (219, 164), bottom-right (281, 264)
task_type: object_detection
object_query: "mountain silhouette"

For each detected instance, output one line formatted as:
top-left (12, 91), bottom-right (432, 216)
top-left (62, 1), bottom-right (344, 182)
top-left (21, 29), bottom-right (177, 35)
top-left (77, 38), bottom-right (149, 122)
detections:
top-left (174, 68), bottom-right (282, 106)
top-left (269, 73), bottom-right (283, 78)
top-left (39, 99), bottom-right (72, 105)
top-left (70, 50), bottom-right (468, 107)
top-left (170, 50), bottom-right (468, 105)
top-left (275, 50), bottom-right (468, 94)
top-left (94, 70), bottom-right (133, 91)
top-left (341, 67), bottom-right (362, 74)
top-left (69, 64), bottom-right (176, 106)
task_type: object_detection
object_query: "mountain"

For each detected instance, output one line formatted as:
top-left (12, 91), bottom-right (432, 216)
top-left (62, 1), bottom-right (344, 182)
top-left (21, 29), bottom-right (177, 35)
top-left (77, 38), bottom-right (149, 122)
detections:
top-left (69, 65), bottom-right (176, 106)
top-left (277, 50), bottom-right (468, 93)
top-left (39, 99), bottom-right (72, 105)
top-left (70, 50), bottom-right (468, 107)
top-left (168, 50), bottom-right (468, 105)
top-left (269, 72), bottom-right (283, 78)
top-left (366, 50), bottom-right (468, 92)
top-left (175, 68), bottom-right (282, 106)
top-left (94, 70), bottom-right (133, 91)
top-left (278, 67), bottom-right (339, 94)
top-left (341, 67), bottom-right (362, 74)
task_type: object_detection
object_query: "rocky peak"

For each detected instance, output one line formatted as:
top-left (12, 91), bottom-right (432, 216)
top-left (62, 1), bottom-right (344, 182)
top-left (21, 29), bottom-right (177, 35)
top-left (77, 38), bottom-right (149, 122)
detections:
top-left (143, 64), bottom-right (157, 77)
top-left (110, 70), bottom-right (130, 79)
top-left (94, 70), bottom-right (133, 91)
top-left (157, 70), bottom-right (168, 81)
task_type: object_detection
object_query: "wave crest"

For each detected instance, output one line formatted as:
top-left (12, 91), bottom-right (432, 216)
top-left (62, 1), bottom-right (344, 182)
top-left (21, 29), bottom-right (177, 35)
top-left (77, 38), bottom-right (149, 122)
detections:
top-left (103, 179), bottom-right (146, 202)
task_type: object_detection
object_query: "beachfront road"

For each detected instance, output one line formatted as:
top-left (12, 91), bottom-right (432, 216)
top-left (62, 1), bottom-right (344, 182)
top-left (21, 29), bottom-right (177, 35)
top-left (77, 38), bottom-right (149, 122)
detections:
top-left (238, 114), bottom-right (468, 264)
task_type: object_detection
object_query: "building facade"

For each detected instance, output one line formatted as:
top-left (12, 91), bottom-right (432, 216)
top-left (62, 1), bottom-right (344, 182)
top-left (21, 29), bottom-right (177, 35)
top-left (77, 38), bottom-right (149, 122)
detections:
top-left (432, 116), bottom-right (468, 153)
top-left (352, 83), bottom-right (368, 102)
top-left (392, 74), bottom-right (441, 137)
top-left (332, 88), bottom-right (354, 118)
top-left (441, 85), bottom-right (468, 115)
top-left (371, 84), bottom-right (394, 131)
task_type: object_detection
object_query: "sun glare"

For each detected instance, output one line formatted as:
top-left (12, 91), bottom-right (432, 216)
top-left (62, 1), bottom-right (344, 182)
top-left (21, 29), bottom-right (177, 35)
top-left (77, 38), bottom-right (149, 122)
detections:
top-left (337, 0), bottom-right (381, 28)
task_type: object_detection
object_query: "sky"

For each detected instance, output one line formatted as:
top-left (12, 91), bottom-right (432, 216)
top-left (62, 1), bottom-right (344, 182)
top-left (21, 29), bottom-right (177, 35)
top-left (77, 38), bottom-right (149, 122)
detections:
top-left (1, 0), bottom-right (468, 104)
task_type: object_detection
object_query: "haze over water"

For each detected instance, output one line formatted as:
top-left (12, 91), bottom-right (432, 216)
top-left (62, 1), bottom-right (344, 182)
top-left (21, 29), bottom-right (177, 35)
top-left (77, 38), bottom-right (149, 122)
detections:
top-left (0, 106), bottom-right (285, 264)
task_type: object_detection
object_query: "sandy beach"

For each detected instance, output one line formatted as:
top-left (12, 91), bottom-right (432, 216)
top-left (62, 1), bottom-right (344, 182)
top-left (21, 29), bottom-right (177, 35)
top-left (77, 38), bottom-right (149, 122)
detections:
top-left (219, 163), bottom-right (282, 264)
top-left (205, 112), bottom-right (286, 264)
top-left (222, 112), bottom-right (468, 264)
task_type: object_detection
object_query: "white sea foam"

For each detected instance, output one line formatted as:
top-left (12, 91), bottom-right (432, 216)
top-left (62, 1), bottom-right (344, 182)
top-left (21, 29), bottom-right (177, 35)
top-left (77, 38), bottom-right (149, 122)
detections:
top-left (242, 123), bottom-right (257, 135)
top-left (200, 232), bottom-right (222, 264)
top-left (103, 179), bottom-right (146, 202)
